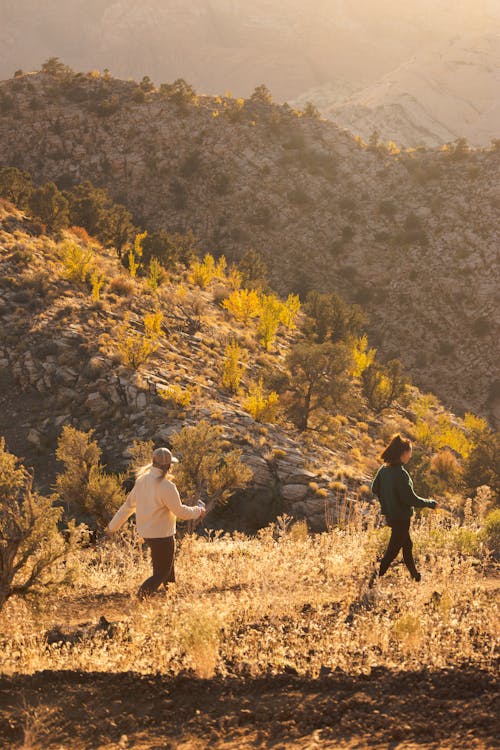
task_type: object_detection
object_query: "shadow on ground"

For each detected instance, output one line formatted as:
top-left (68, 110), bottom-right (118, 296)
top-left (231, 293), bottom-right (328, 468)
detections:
top-left (0, 665), bottom-right (498, 749)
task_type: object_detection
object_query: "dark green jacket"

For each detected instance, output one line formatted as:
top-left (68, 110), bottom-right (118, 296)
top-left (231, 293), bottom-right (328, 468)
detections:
top-left (371, 463), bottom-right (435, 520)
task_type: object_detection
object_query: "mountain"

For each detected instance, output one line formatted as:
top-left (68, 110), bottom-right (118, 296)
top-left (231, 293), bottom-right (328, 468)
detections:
top-left (1, 1), bottom-right (499, 101)
top-left (0, 70), bottom-right (499, 428)
top-left (312, 34), bottom-right (500, 148)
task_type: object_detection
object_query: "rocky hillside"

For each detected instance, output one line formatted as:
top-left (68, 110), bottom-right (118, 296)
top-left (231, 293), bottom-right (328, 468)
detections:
top-left (4, 201), bottom-right (494, 529)
top-left (315, 33), bottom-right (500, 148)
top-left (0, 70), bottom-right (499, 427)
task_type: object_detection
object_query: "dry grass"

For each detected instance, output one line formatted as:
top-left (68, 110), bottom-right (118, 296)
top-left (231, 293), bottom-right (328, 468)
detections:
top-left (0, 516), bottom-right (497, 680)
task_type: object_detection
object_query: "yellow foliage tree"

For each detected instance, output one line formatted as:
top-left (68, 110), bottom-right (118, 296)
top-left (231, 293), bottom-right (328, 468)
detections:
top-left (243, 379), bottom-right (279, 422)
top-left (189, 253), bottom-right (226, 288)
top-left (144, 310), bottom-right (163, 337)
top-left (280, 293), bottom-right (301, 329)
top-left (351, 334), bottom-right (376, 377)
top-left (222, 340), bottom-right (246, 393)
top-left (222, 288), bottom-right (261, 324)
top-left (61, 240), bottom-right (94, 284)
top-left (257, 294), bottom-right (284, 350)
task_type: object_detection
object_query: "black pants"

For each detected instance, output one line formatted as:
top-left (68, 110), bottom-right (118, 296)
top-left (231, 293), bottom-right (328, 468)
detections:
top-left (379, 518), bottom-right (419, 579)
top-left (138, 536), bottom-right (175, 598)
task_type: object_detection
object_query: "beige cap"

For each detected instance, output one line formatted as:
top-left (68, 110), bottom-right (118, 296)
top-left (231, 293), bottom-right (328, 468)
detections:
top-left (152, 447), bottom-right (179, 470)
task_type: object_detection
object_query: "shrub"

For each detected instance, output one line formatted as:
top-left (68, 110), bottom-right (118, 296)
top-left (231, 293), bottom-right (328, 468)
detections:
top-left (159, 384), bottom-right (192, 409)
top-left (114, 314), bottom-right (159, 369)
top-left (54, 426), bottom-right (124, 529)
top-left (90, 270), bottom-right (105, 301)
top-left (189, 253), bottom-right (226, 288)
top-left (244, 379), bottom-right (280, 422)
top-left (482, 508), bottom-right (500, 559)
top-left (61, 240), bottom-right (95, 284)
top-left (0, 437), bottom-right (77, 610)
top-left (171, 421), bottom-right (252, 510)
top-left (0, 166), bottom-right (32, 208)
top-left (108, 275), bottom-right (135, 297)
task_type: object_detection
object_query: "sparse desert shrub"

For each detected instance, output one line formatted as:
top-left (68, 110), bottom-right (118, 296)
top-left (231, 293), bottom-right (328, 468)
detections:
top-left (54, 426), bottom-right (124, 528)
top-left (482, 508), bottom-right (500, 558)
top-left (177, 602), bottom-right (221, 678)
top-left (0, 437), bottom-right (76, 610)
top-left (171, 421), bottom-right (252, 510)
top-left (90, 270), bottom-right (105, 301)
top-left (108, 275), bottom-right (135, 297)
top-left (429, 449), bottom-right (462, 490)
top-left (127, 439), bottom-right (154, 472)
top-left (114, 314), bottom-right (159, 369)
top-left (244, 379), bottom-right (280, 423)
top-left (159, 384), bottom-right (192, 409)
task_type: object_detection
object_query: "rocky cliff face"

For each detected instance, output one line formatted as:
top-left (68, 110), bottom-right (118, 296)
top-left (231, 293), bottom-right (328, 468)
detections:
top-left (0, 72), bottom-right (498, 427)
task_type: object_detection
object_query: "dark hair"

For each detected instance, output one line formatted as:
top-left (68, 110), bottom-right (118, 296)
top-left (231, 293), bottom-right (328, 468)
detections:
top-left (380, 433), bottom-right (411, 464)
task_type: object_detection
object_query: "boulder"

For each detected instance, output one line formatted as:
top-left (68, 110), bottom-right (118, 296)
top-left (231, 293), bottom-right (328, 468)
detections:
top-left (281, 483), bottom-right (309, 502)
top-left (84, 392), bottom-right (110, 414)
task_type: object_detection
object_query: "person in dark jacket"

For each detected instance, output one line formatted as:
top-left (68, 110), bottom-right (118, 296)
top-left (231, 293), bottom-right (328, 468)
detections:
top-left (371, 433), bottom-right (436, 582)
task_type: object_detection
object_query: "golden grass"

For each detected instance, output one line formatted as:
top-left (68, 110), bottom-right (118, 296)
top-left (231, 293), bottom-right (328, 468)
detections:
top-left (0, 517), bottom-right (497, 680)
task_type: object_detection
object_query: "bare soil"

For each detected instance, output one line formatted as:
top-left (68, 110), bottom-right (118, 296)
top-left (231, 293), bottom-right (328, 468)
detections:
top-left (0, 666), bottom-right (498, 749)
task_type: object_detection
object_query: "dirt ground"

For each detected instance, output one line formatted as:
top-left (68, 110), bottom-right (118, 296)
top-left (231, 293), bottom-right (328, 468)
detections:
top-left (0, 666), bottom-right (498, 749)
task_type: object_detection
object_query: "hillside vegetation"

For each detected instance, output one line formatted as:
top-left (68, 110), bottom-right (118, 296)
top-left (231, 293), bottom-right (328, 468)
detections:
top-left (0, 65), bottom-right (498, 429)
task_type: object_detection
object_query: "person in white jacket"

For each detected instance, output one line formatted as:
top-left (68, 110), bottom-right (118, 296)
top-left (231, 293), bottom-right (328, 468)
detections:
top-left (107, 447), bottom-right (205, 598)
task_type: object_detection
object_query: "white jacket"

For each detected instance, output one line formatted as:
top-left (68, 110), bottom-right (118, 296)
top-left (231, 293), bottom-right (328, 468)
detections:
top-left (108, 466), bottom-right (202, 538)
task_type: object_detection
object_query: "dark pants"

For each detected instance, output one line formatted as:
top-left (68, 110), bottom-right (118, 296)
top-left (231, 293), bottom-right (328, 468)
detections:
top-left (138, 536), bottom-right (175, 599)
top-left (379, 518), bottom-right (419, 579)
